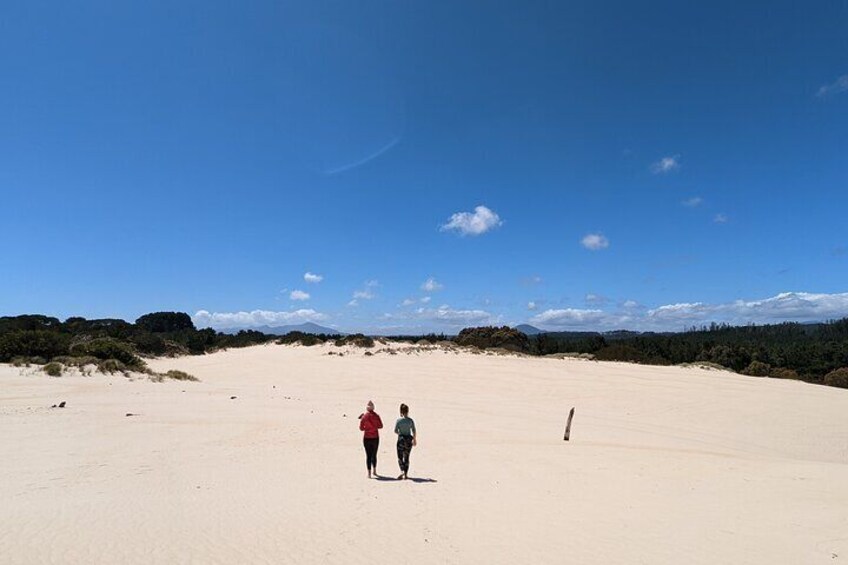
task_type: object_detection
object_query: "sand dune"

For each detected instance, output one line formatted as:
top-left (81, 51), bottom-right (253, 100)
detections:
top-left (2, 342), bottom-right (847, 564)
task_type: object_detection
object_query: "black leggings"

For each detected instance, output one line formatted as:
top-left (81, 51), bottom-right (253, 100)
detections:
top-left (363, 437), bottom-right (379, 470)
top-left (397, 435), bottom-right (413, 473)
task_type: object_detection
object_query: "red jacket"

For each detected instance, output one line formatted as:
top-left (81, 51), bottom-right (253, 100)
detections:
top-left (359, 411), bottom-right (383, 439)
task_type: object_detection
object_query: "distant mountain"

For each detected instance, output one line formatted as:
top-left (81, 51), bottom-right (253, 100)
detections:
top-left (223, 322), bottom-right (344, 336)
top-left (515, 324), bottom-right (544, 335)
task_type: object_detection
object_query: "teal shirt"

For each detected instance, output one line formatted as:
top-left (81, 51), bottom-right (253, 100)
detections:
top-left (395, 417), bottom-right (416, 437)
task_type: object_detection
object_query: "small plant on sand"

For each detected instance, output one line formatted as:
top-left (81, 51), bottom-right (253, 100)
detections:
top-left (98, 358), bottom-right (128, 374)
top-left (43, 362), bottom-right (64, 377)
top-left (165, 370), bottom-right (198, 382)
top-left (10, 357), bottom-right (29, 367)
top-left (824, 368), bottom-right (848, 389)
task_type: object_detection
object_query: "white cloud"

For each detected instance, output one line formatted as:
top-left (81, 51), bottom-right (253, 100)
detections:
top-left (651, 155), bottom-right (680, 174)
top-left (194, 309), bottom-right (328, 330)
top-left (365, 279), bottom-right (379, 288)
top-left (440, 205), bottom-right (502, 236)
top-left (530, 308), bottom-right (608, 328)
top-left (420, 296), bottom-right (432, 303)
top-left (348, 299), bottom-right (359, 307)
top-left (816, 75), bottom-right (848, 98)
top-left (585, 293), bottom-right (607, 305)
top-left (401, 298), bottom-right (416, 306)
top-left (581, 233), bottom-right (610, 250)
top-left (646, 302), bottom-right (710, 322)
top-left (526, 291), bottom-right (848, 332)
top-left (527, 301), bottom-right (538, 311)
top-left (353, 290), bottom-right (374, 300)
top-left (290, 290), bottom-right (310, 301)
top-left (421, 277), bottom-right (444, 292)
top-left (713, 213), bottom-right (728, 224)
top-left (303, 272), bottom-right (323, 283)
top-left (682, 196), bottom-right (703, 208)
top-left (416, 305), bottom-right (497, 326)
top-left (725, 292), bottom-right (848, 322)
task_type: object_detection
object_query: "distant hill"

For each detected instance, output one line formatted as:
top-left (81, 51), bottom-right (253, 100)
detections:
top-left (515, 324), bottom-right (544, 335)
top-left (224, 322), bottom-right (344, 336)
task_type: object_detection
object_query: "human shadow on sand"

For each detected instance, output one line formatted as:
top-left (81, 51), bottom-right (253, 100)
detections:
top-left (374, 476), bottom-right (438, 484)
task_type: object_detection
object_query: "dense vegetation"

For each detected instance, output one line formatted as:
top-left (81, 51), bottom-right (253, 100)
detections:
top-left (3, 312), bottom-right (847, 390)
top-left (526, 320), bottom-right (848, 387)
top-left (455, 326), bottom-right (531, 352)
top-left (0, 312), bottom-right (277, 371)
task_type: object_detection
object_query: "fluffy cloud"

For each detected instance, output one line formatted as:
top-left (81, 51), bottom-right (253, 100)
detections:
top-left (816, 75), bottom-right (848, 98)
top-left (416, 305), bottom-right (497, 326)
top-left (713, 213), bottom-right (728, 224)
top-left (440, 205), bottom-right (502, 236)
top-left (304, 272), bottom-right (323, 283)
top-left (581, 233), bottom-right (610, 250)
top-left (421, 277), bottom-right (444, 292)
top-left (194, 309), bottom-right (328, 330)
top-left (527, 301), bottom-right (538, 311)
top-left (585, 293), bottom-right (607, 305)
top-left (526, 292), bottom-right (848, 332)
top-left (290, 290), bottom-right (310, 301)
top-left (401, 298), bottom-right (416, 306)
top-left (646, 302), bottom-right (710, 322)
top-left (420, 296), bottom-right (432, 303)
top-left (530, 308), bottom-right (608, 327)
top-left (353, 290), bottom-right (374, 300)
top-left (651, 155), bottom-right (680, 174)
top-left (682, 197), bottom-right (703, 208)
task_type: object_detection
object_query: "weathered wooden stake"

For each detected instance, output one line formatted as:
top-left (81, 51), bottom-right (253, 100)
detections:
top-left (563, 407), bottom-right (575, 441)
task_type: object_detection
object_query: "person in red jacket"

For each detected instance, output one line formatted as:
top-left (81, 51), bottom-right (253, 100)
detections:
top-left (359, 400), bottom-right (383, 478)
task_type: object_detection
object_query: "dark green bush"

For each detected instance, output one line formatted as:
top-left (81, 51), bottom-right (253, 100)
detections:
top-left (456, 326), bottom-right (529, 353)
top-left (743, 360), bottom-right (771, 377)
top-left (98, 359), bottom-right (128, 373)
top-left (0, 330), bottom-right (71, 362)
top-left (770, 367), bottom-right (799, 379)
top-left (70, 338), bottom-right (144, 368)
top-left (135, 312), bottom-right (196, 333)
top-left (43, 362), bottom-right (63, 376)
top-left (824, 368), bottom-right (848, 389)
top-left (333, 334), bottom-right (375, 348)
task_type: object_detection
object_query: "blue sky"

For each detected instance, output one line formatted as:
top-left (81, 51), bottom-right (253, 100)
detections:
top-left (1, 0), bottom-right (847, 333)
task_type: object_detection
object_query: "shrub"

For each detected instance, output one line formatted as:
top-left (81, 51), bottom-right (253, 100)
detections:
top-left (165, 370), bottom-right (199, 382)
top-left (824, 368), bottom-right (848, 389)
top-left (98, 359), bottom-right (128, 374)
top-left (743, 360), bottom-right (771, 377)
top-left (0, 330), bottom-right (71, 362)
top-left (130, 332), bottom-right (167, 356)
top-left (70, 338), bottom-right (144, 369)
top-left (770, 367), bottom-right (799, 380)
top-left (52, 355), bottom-right (100, 367)
top-left (134, 312), bottom-right (195, 333)
top-left (10, 357), bottom-right (29, 367)
top-left (43, 362), bottom-right (63, 376)
top-left (333, 334), bottom-right (375, 348)
top-left (455, 326), bottom-right (530, 353)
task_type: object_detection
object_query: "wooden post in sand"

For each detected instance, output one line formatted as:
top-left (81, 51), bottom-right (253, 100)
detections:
top-left (563, 407), bottom-right (575, 441)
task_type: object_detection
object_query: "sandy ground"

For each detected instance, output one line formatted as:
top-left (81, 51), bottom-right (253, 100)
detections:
top-left (2, 342), bottom-right (847, 564)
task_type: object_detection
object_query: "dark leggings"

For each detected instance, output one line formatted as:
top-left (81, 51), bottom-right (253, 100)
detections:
top-left (397, 435), bottom-right (414, 473)
top-left (363, 437), bottom-right (379, 470)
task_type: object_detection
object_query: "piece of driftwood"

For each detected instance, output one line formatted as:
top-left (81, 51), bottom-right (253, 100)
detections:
top-left (563, 407), bottom-right (575, 441)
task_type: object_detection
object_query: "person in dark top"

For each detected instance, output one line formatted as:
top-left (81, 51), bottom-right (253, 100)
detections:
top-left (394, 403), bottom-right (417, 480)
top-left (359, 400), bottom-right (383, 478)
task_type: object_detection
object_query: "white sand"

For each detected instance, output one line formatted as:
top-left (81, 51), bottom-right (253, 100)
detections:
top-left (2, 342), bottom-right (847, 564)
